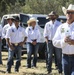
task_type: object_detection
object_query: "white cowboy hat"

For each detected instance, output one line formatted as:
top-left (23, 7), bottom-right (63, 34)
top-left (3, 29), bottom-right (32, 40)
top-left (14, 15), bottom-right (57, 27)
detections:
top-left (5, 15), bottom-right (14, 20)
top-left (62, 4), bottom-right (74, 15)
top-left (27, 17), bottom-right (38, 24)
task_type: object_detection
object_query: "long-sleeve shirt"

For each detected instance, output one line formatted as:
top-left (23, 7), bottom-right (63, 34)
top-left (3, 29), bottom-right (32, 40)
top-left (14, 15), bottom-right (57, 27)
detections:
top-left (43, 20), bottom-right (61, 40)
top-left (26, 26), bottom-right (41, 43)
top-left (53, 22), bottom-right (74, 54)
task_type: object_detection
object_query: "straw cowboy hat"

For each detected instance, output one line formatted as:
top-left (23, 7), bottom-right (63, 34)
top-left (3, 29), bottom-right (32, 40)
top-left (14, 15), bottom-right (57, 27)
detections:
top-left (62, 4), bottom-right (74, 15)
top-left (27, 18), bottom-right (38, 25)
top-left (5, 15), bottom-right (14, 20)
top-left (46, 11), bottom-right (58, 19)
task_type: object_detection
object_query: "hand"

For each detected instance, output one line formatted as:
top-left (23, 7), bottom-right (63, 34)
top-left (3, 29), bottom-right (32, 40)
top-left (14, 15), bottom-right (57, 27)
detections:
top-left (32, 41), bottom-right (37, 45)
top-left (64, 36), bottom-right (72, 45)
top-left (9, 44), bottom-right (15, 50)
top-left (45, 39), bottom-right (48, 43)
top-left (19, 42), bottom-right (24, 46)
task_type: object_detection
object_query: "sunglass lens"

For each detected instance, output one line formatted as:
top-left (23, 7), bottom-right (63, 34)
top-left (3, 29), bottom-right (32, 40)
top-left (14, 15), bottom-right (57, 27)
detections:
top-left (67, 12), bottom-right (74, 14)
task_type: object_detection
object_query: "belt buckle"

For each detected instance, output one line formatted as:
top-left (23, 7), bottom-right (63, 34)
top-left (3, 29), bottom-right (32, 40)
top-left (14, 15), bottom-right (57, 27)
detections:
top-left (15, 43), bottom-right (18, 46)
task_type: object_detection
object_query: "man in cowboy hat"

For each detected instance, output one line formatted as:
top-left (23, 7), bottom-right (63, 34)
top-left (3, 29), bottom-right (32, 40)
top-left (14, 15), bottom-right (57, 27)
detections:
top-left (6, 16), bottom-right (27, 73)
top-left (2, 15), bottom-right (15, 39)
top-left (44, 11), bottom-right (62, 74)
top-left (53, 4), bottom-right (74, 75)
top-left (2, 15), bottom-right (15, 66)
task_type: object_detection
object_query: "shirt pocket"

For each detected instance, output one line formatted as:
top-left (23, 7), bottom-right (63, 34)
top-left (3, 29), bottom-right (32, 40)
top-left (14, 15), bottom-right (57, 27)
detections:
top-left (19, 31), bottom-right (23, 38)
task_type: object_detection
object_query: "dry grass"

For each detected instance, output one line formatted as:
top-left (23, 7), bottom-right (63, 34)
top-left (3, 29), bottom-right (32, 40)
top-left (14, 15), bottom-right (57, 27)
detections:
top-left (0, 52), bottom-right (61, 75)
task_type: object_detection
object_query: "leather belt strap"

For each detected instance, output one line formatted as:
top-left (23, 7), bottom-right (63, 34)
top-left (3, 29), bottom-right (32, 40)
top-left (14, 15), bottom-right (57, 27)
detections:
top-left (31, 39), bottom-right (37, 42)
top-left (63, 54), bottom-right (74, 57)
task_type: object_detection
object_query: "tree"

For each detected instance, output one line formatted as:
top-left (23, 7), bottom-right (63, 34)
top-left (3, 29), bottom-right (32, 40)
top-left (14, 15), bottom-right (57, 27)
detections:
top-left (0, 0), bottom-right (74, 17)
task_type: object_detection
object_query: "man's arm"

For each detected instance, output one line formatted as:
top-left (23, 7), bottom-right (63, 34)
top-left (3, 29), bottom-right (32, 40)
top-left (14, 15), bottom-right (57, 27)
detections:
top-left (64, 36), bottom-right (74, 45)
top-left (19, 37), bottom-right (27, 46)
top-left (6, 28), bottom-right (15, 50)
top-left (6, 38), bottom-right (14, 50)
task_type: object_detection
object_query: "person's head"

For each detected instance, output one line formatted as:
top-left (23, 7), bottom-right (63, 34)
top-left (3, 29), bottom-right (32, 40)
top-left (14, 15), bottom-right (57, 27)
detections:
top-left (62, 4), bottom-right (74, 23)
top-left (6, 16), bottom-right (14, 25)
top-left (14, 16), bottom-right (20, 26)
top-left (27, 18), bottom-right (38, 27)
top-left (46, 11), bottom-right (58, 21)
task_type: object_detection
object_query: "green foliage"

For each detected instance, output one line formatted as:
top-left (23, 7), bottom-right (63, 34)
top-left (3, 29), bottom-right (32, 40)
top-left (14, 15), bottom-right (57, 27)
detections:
top-left (0, 0), bottom-right (74, 17)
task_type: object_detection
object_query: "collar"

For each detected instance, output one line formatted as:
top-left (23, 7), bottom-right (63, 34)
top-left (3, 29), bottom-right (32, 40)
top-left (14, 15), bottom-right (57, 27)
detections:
top-left (31, 26), bottom-right (36, 30)
top-left (12, 24), bottom-right (20, 29)
top-left (66, 22), bottom-right (74, 28)
top-left (50, 20), bottom-right (57, 24)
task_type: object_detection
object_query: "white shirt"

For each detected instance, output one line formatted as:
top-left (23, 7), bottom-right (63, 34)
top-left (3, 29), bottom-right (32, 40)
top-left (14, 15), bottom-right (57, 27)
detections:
top-left (2, 23), bottom-right (14, 39)
top-left (43, 20), bottom-right (61, 40)
top-left (26, 26), bottom-right (41, 43)
top-left (53, 22), bottom-right (74, 54)
top-left (6, 24), bottom-right (27, 43)
top-left (0, 25), bottom-right (2, 37)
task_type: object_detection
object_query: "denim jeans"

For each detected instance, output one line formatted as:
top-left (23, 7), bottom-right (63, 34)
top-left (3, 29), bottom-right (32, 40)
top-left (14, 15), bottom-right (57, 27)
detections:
top-left (7, 45), bottom-right (22, 72)
top-left (0, 41), bottom-right (2, 64)
top-left (46, 41), bottom-right (62, 73)
top-left (27, 43), bottom-right (39, 68)
top-left (62, 54), bottom-right (74, 75)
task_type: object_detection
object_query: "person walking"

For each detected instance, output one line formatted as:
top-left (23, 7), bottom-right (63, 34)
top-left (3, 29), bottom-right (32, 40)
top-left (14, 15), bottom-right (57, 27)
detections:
top-left (26, 18), bottom-right (41, 68)
top-left (44, 11), bottom-right (62, 74)
top-left (6, 16), bottom-right (27, 73)
top-left (53, 4), bottom-right (74, 75)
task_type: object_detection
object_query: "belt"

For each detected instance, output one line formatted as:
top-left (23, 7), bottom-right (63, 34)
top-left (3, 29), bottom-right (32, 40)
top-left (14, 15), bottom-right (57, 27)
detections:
top-left (63, 54), bottom-right (74, 57)
top-left (12, 43), bottom-right (20, 46)
top-left (31, 39), bottom-right (37, 42)
top-left (48, 40), bottom-right (52, 43)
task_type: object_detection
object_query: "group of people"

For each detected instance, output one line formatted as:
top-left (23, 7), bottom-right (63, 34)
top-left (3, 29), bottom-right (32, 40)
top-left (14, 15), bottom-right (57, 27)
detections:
top-left (1, 15), bottom-right (41, 73)
top-left (0, 4), bottom-right (73, 75)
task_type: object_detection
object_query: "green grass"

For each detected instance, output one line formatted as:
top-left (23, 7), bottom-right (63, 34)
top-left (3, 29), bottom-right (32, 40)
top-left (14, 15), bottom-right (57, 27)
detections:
top-left (0, 52), bottom-right (62, 75)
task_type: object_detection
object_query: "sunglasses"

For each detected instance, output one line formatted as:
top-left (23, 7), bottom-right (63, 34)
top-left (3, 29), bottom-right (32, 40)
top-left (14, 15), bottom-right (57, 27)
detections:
top-left (67, 12), bottom-right (74, 14)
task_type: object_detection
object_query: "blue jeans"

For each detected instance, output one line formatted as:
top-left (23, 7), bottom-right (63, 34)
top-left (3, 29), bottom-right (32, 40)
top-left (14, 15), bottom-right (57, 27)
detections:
top-left (27, 43), bottom-right (39, 68)
top-left (0, 41), bottom-right (2, 64)
top-left (46, 41), bottom-right (62, 73)
top-left (7, 45), bottom-right (22, 72)
top-left (63, 54), bottom-right (74, 75)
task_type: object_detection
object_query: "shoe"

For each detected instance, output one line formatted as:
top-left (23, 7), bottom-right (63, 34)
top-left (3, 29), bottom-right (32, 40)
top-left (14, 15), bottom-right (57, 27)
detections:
top-left (15, 69), bottom-right (19, 72)
top-left (32, 65), bottom-right (37, 68)
top-left (6, 71), bottom-right (11, 73)
top-left (27, 66), bottom-right (31, 68)
top-left (47, 71), bottom-right (52, 75)
top-left (59, 73), bottom-right (63, 75)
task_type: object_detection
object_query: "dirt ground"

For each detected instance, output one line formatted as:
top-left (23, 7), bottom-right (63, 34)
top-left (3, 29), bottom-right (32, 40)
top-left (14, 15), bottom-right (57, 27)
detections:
top-left (0, 52), bottom-right (62, 75)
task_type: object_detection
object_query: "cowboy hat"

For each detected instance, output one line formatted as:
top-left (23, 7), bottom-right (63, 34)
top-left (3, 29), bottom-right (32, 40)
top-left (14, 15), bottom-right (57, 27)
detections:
top-left (62, 4), bottom-right (74, 15)
top-left (14, 16), bottom-right (20, 22)
top-left (5, 15), bottom-right (14, 20)
top-left (46, 11), bottom-right (58, 19)
top-left (27, 17), bottom-right (38, 25)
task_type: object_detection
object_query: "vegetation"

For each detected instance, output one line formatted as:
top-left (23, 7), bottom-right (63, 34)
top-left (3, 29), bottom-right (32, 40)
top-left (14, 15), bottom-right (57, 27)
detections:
top-left (0, 0), bottom-right (74, 16)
